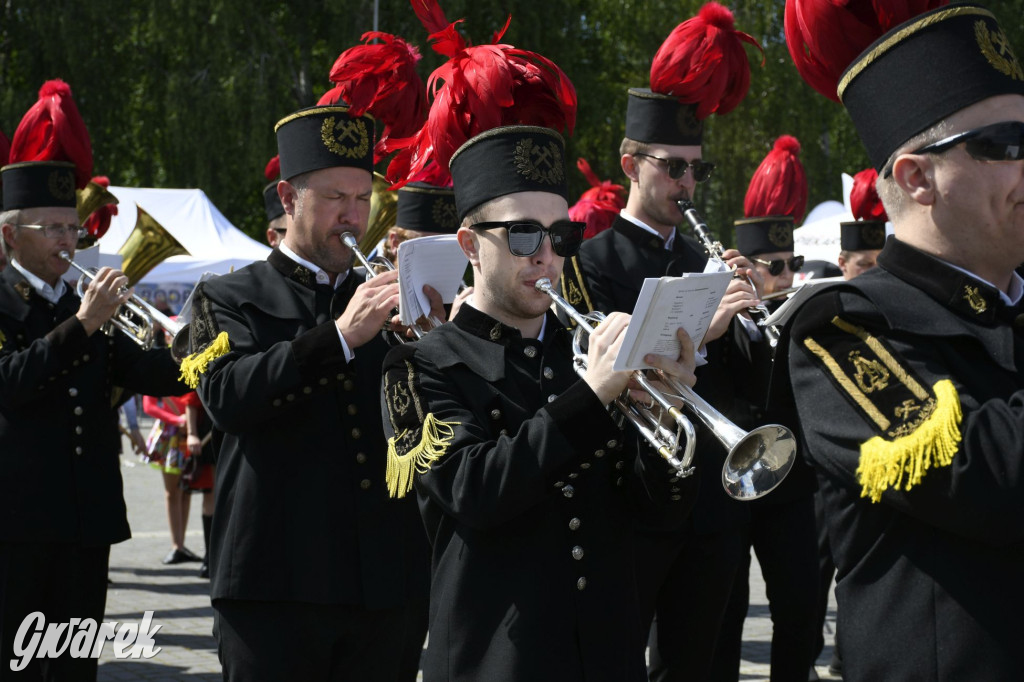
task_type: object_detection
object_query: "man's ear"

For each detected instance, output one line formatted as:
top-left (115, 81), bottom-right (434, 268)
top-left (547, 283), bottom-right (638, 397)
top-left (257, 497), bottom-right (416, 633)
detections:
top-left (1, 223), bottom-right (15, 255)
top-left (891, 154), bottom-right (936, 207)
top-left (621, 153), bottom-right (639, 183)
top-left (457, 226), bottom-right (480, 266)
top-left (278, 180), bottom-right (298, 216)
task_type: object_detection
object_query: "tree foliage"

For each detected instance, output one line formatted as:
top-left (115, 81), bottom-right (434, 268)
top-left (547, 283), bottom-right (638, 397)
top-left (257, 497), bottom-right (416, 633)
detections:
top-left (1, 0), bottom-right (1021, 245)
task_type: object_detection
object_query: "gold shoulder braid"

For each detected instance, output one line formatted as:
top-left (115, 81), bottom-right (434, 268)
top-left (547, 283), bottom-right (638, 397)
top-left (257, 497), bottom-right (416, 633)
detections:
top-left (384, 359), bottom-right (460, 498)
top-left (179, 285), bottom-right (231, 389)
top-left (802, 316), bottom-right (962, 502)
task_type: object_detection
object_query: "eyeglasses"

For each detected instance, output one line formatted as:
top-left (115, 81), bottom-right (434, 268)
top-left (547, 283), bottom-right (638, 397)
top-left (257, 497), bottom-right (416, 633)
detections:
top-left (15, 224), bottom-right (87, 240)
top-left (471, 219), bottom-right (586, 258)
top-left (752, 255), bottom-right (804, 276)
top-left (633, 153), bottom-right (715, 183)
top-left (272, 228), bottom-right (287, 235)
top-left (884, 121), bottom-right (1024, 177)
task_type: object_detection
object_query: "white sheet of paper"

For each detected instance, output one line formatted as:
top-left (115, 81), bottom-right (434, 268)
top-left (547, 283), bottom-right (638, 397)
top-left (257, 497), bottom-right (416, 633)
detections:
top-left (396, 235), bottom-right (469, 325)
top-left (613, 270), bottom-right (733, 371)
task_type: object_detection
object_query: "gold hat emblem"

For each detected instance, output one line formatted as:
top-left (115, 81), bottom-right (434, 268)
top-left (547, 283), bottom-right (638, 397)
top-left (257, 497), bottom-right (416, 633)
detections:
top-left (321, 116), bottom-right (370, 159)
top-left (432, 198), bottom-right (459, 231)
top-left (976, 20), bottom-right (1023, 81)
top-left (962, 284), bottom-right (988, 314)
top-left (48, 170), bottom-right (75, 202)
top-left (514, 138), bottom-right (564, 185)
top-left (768, 222), bottom-right (792, 247)
top-left (862, 223), bottom-right (886, 248)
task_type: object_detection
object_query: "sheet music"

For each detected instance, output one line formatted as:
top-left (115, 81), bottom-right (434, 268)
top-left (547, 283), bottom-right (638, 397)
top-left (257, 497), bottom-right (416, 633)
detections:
top-left (396, 235), bottom-right (469, 325)
top-left (613, 270), bottom-right (732, 371)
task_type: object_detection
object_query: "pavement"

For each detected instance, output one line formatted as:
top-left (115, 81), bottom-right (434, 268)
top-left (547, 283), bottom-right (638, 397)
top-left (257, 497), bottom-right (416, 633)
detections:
top-left (96, 417), bottom-right (839, 681)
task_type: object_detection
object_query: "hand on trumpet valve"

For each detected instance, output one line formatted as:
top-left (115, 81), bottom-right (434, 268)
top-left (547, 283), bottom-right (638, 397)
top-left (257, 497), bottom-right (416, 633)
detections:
top-left (335, 268), bottom-right (400, 349)
top-left (75, 266), bottom-right (133, 337)
top-left (581, 312), bottom-right (635, 405)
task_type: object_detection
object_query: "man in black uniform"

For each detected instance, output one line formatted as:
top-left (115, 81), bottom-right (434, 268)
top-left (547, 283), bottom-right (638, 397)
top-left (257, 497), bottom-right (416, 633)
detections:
top-left (836, 168), bottom-right (887, 282)
top-left (383, 122), bottom-right (700, 682)
top-left (262, 155), bottom-right (286, 248)
top-left (784, 3), bottom-right (1024, 679)
top-left (0, 80), bottom-right (185, 680)
top-left (559, 6), bottom-right (768, 679)
top-left (185, 103), bottom-right (426, 681)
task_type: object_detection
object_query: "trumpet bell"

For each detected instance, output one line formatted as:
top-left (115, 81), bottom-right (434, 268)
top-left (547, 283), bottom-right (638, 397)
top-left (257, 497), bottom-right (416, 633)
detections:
top-left (722, 425), bottom-right (797, 500)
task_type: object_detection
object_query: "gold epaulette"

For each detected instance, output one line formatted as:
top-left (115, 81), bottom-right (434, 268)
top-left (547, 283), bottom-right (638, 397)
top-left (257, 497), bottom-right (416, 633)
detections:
top-left (179, 331), bottom-right (230, 389)
top-left (802, 316), bottom-right (962, 502)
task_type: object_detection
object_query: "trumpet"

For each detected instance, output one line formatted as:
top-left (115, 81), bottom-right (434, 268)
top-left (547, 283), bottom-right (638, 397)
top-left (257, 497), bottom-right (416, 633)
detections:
top-left (60, 251), bottom-right (184, 351)
top-left (339, 232), bottom-right (440, 340)
top-left (677, 200), bottom-right (781, 349)
top-left (536, 277), bottom-right (797, 500)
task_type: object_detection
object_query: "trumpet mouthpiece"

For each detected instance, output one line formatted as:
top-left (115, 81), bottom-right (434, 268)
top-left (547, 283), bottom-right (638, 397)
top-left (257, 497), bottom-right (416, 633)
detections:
top-left (677, 199), bottom-right (695, 212)
top-left (59, 251), bottom-right (71, 261)
top-left (534, 277), bottom-right (552, 292)
top-left (339, 232), bottom-right (358, 248)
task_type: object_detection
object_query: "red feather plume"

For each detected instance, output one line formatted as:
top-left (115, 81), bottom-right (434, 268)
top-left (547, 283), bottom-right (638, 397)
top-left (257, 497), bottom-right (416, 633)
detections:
top-left (327, 32), bottom-right (427, 164)
top-left (387, 0), bottom-right (576, 187)
top-left (744, 135), bottom-right (808, 223)
top-left (785, 0), bottom-right (948, 102)
top-left (82, 176), bottom-right (118, 241)
top-left (849, 167), bottom-right (888, 222)
top-left (650, 2), bottom-right (763, 119)
top-left (9, 79), bottom-right (93, 189)
top-left (264, 155), bottom-right (281, 182)
top-left (570, 157), bottom-right (627, 239)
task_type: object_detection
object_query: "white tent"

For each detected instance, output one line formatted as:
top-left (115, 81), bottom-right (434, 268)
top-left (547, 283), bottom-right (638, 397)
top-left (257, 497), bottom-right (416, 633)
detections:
top-left (794, 173), bottom-right (893, 268)
top-left (98, 186), bottom-right (270, 284)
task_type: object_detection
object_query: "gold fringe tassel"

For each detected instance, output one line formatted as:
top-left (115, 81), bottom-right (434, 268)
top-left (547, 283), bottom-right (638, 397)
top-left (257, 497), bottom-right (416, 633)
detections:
top-left (178, 331), bottom-right (231, 389)
top-left (386, 413), bottom-right (460, 499)
top-left (856, 379), bottom-right (962, 503)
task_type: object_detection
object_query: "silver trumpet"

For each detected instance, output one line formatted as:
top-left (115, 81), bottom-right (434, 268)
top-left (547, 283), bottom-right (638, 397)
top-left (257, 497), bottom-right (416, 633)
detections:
top-left (536, 277), bottom-right (797, 500)
top-left (677, 200), bottom-right (782, 348)
top-left (339, 232), bottom-right (440, 341)
top-left (60, 251), bottom-right (183, 351)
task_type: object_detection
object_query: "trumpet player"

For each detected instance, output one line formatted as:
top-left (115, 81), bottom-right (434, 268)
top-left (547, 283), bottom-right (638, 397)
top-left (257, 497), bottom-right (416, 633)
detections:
top-left (558, 6), bottom-right (768, 679)
top-left (0, 80), bottom-right (187, 681)
top-left (382, 120), bottom-right (700, 682)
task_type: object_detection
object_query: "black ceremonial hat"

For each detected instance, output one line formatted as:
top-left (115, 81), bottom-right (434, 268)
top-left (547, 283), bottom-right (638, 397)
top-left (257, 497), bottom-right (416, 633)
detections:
top-left (397, 183), bottom-right (458, 234)
top-left (839, 3), bottom-right (1024, 170)
top-left (734, 216), bottom-right (794, 257)
top-left (263, 182), bottom-right (284, 222)
top-left (840, 220), bottom-right (887, 251)
top-left (1, 161), bottom-right (77, 210)
top-left (625, 89), bottom-right (703, 146)
top-left (274, 105), bottom-right (374, 180)
top-left (449, 126), bottom-right (568, 221)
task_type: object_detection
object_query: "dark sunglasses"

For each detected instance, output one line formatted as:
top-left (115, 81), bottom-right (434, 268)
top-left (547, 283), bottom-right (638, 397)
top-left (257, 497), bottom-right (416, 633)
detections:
top-left (884, 121), bottom-right (1024, 177)
top-left (471, 219), bottom-right (585, 258)
top-left (634, 153), bottom-right (715, 183)
top-left (752, 255), bottom-right (804, 276)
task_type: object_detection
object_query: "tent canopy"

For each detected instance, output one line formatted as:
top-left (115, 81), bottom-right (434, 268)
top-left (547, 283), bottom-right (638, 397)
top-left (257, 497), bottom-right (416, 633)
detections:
top-left (100, 187), bottom-right (270, 284)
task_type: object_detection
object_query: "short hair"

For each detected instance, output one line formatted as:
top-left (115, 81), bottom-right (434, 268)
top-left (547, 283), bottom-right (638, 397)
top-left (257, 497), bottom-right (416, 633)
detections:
top-left (619, 137), bottom-right (649, 158)
top-left (876, 118), bottom-right (956, 221)
top-left (0, 209), bottom-right (21, 259)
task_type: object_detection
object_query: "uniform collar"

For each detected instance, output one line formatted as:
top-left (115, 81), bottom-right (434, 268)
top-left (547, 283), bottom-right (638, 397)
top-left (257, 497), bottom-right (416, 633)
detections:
top-left (877, 237), bottom-right (1018, 324)
top-left (454, 302), bottom-right (551, 345)
top-left (269, 244), bottom-right (350, 291)
top-left (618, 211), bottom-right (676, 250)
top-left (10, 258), bottom-right (67, 304)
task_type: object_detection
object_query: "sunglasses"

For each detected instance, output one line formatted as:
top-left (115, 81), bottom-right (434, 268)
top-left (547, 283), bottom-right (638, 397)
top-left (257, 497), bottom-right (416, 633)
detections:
top-left (471, 219), bottom-right (585, 258)
top-left (15, 223), bottom-right (87, 240)
top-left (634, 153), bottom-right (715, 183)
top-left (752, 255), bottom-right (804, 276)
top-left (883, 121), bottom-right (1024, 177)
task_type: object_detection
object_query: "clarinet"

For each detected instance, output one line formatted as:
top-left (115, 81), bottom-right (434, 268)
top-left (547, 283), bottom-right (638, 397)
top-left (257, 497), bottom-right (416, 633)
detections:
top-left (676, 200), bottom-right (781, 348)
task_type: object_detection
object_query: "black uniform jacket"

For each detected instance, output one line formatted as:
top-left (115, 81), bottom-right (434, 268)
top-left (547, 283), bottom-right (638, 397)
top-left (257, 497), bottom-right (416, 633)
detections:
top-left (0, 265), bottom-right (185, 546)
top-left (380, 305), bottom-right (696, 682)
top-left (564, 214), bottom-right (752, 533)
top-left (786, 237), bottom-right (1024, 681)
top-left (192, 249), bottom-right (424, 608)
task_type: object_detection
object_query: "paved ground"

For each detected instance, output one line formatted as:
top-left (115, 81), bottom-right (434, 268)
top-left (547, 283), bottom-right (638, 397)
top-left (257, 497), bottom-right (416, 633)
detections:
top-left (97, 417), bottom-right (839, 680)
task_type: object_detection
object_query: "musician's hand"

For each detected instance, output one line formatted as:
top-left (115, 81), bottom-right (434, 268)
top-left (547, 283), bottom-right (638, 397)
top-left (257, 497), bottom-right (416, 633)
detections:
top-left (76, 267), bottom-right (132, 336)
top-left (336, 268), bottom-right (400, 349)
top-left (129, 428), bottom-right (147, 456)
top-left (582, 312), bottom-right (634, 405)
top-left (704, 277), bottom-right (760, 343)
top-left (721, 248), bottom-right (765, 295)
top-left (186, 434), bottom-right (202, 457)
top-left (625, 328), bottom-right (697, 408)
top-left (450, 286), bottom-right (473, 321)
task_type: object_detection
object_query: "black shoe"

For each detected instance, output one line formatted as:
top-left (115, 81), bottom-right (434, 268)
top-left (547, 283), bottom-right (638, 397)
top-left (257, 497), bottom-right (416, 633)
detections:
top-left (162, 547), bottom-right (202, 565)
top-left (199, 559), bottom-right (209, 579)
top-left (178, 546), bottom-right (203, 562)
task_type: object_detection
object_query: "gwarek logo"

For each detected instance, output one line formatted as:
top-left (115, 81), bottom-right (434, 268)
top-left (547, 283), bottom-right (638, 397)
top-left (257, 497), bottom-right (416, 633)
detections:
top-left (9, 611), bottom-right (162, 671)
